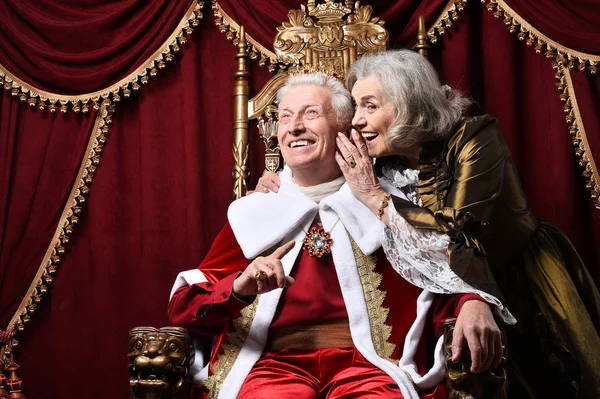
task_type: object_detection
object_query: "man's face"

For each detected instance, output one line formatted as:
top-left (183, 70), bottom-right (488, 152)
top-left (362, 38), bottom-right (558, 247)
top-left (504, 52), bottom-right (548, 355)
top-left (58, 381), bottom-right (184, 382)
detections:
top-left (277, 85), bottom-right (339, 175)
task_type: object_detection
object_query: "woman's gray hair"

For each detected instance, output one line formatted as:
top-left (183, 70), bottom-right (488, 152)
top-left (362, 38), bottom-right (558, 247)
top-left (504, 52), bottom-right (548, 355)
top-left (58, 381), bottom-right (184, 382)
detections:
top-left (277, 73), bottom-right (354, 130)
top-left (347, 49), bottom-right (471, 147)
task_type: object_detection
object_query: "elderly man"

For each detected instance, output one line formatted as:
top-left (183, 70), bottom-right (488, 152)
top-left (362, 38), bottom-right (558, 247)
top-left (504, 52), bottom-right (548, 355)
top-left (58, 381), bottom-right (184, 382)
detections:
top-left (168, 74), bottom-right (495, 399)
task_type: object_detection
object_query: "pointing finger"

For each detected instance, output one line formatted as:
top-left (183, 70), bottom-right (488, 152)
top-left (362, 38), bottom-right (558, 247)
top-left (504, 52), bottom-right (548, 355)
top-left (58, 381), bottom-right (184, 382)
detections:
top-left (271, 240), bottom-right (296, 260)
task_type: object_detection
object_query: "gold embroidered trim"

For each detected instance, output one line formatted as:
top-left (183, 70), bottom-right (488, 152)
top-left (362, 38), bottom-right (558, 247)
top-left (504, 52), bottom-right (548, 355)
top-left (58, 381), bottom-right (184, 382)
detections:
top-left (350, 237), bottom-right (396, 362)
top-left (555, 65), bottom-right (600, 209)
top-left (3, 101), bottom-right (116, 346)
top-left (0, 0), bottom-right (204, 113)
top-left (483, 0), bottom-right (599, 74)
top-left (212, 1), bottom-right (278, 72)
top-left (205, 297), bottom-right (259, 399)
top-left (426, 0), bottom-right (468, 44)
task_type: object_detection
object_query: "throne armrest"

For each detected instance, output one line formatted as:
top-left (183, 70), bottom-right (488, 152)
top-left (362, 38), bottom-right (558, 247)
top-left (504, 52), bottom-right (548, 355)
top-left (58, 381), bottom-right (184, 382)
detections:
top-left (128, 326), bottom-right (193, 399)
top-left (442, 318), bottom-right (508, 399)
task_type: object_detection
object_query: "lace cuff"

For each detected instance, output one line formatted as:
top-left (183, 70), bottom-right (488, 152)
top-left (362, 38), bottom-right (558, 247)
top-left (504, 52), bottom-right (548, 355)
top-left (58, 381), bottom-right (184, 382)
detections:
top-left (383, 201), bottom-right (516, 325)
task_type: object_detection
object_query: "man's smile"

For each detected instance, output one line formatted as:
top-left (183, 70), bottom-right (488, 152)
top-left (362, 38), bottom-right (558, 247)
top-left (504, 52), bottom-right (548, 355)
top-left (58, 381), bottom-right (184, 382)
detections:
top-left (288, 139), bottom-right (316, 149)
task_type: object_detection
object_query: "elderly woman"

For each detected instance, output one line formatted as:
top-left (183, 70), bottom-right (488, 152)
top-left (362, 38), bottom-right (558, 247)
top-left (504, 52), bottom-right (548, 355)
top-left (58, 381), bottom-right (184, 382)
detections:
top-left (257, 50), bottom-right (600, 398)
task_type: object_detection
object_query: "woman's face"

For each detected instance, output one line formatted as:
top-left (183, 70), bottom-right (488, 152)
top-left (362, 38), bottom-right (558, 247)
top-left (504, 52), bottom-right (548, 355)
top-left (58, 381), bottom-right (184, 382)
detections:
top-left (351, 76), bottom-right (396, 158)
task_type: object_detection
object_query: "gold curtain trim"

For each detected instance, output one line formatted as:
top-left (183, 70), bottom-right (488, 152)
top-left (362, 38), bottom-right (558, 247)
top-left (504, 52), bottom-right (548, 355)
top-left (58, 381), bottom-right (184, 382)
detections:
top-left (0, 0), bottom-right (204, 113)
top-left (205, 298), bottom-right (259, 399)
top-left (3, 101), bottom-right (116, 343)
top-left (484, 0), bottom-right (599, 74)
top-left (350, 237), bottom-right (396, 362)
top-left (426, 0), bottom-right (468, 44)
top-left (556, 65), bottom-right (600, 209)
top-left (212, 1), bottom-right (278, 71)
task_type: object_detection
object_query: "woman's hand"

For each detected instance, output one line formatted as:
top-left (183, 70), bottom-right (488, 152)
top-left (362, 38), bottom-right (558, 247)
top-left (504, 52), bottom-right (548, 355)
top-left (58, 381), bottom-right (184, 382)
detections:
top-left (335, 129), bottom-right (388, 218)
top-left (452, 300), bottom-right (503, 373)
top-left (233, 240), bottom-right (295, 297)
top-left (250, 171), bottom-right (281, 195)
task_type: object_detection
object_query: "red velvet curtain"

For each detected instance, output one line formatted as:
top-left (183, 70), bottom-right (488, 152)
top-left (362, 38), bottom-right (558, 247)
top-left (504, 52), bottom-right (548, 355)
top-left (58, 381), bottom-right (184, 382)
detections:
top-left (0, 97), bottom-right (96, 329)
top-left (0, 1), bottom-right (599, 398)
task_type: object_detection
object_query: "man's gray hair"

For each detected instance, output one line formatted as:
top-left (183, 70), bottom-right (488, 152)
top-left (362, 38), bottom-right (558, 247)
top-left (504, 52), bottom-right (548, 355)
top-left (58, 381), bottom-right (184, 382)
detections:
top-left (347, 49), bottom-right (471, 147)
top-left (277, 73), bottom-right (354, 130)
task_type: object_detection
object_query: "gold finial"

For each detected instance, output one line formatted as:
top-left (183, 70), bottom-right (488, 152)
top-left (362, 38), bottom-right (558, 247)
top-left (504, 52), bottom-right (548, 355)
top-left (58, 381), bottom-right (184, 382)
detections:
top-left (414, 15), bottom-right (430, 58)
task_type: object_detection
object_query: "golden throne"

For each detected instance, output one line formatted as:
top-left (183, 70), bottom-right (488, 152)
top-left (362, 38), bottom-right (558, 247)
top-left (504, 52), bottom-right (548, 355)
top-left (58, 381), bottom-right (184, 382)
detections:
top-left (128, 2), bottom-right (507, 398)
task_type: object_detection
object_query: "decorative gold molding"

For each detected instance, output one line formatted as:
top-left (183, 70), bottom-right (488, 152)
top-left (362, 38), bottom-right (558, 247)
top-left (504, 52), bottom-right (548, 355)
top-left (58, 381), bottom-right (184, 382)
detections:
top-left (555, 64), bottom-right (600, 209)
top-left (272, 1), bottom-right (388, 77)
top-left (3, 101), bottom-right (115, 351)
top-left (351, 237), bottom-right (396, 362)
top-left (205, 298), bottom-right (258, 399)
top-left (0, 0), bottom-right (204, 113)
top-left (232, 26), bottom-right (251, 199)
top-left (212, 1), bottom-right (278, 72)
top-left (257, 105), bottom-right (282, 173)
top-left (483, 0), bottom-right (599, 74)
top-left (248, 73), bottom-right (288, 120)
top-left (426, 0), bottom-right (468, 44)
top-left (232, 129), bottom-right (250, 199)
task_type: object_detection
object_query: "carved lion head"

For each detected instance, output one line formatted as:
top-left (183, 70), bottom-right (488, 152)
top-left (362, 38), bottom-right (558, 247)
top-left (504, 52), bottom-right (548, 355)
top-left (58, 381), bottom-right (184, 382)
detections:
top-left (128, 327), bottom-right (194, 398)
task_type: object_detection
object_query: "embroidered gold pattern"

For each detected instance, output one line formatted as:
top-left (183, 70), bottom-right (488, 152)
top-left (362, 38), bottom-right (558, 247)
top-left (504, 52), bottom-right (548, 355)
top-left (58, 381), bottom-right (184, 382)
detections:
top-left (0, 1), bottom-right (204, 112)
top-left (4, 101), bottom-right (116, 349)
top-left (205, 297), bottom-right (259, 399)
top-left (483, 0), bottom-right (599, 74)
top-left (350, 237), bottom-right (396, 362)
top-left (425, 0), bottom-right (468, 44)
top-left (555, 65), bottom-right (600, 210)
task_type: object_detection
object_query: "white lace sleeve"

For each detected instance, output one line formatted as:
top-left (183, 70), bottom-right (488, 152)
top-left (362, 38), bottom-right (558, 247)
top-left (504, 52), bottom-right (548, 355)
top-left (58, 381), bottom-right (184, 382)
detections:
top-left (383, 200), bottom-right (516, 325)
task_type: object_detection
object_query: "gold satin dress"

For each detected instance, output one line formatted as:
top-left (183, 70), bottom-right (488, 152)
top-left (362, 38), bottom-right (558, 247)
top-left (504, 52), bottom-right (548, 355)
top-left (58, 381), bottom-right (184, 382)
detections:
top-left (389, 115), bottom-right (600, 398)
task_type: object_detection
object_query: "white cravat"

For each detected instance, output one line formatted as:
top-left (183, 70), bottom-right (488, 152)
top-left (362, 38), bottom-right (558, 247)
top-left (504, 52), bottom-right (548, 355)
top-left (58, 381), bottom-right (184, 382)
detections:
top-left (294, 174), bottom-right (346, 204)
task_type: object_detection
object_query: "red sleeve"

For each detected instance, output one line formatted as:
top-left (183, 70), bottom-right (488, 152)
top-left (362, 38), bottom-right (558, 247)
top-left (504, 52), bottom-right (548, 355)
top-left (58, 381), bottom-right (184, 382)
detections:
top-left (430, 293), bottom-right (488, 337)
top-left (167, 222), bottom-right (253, 337)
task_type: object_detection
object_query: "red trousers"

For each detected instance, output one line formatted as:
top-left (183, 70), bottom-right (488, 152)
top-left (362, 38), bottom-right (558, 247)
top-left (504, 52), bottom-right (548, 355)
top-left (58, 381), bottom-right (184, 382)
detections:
top-left (237, 347), bottom-right (446, 399)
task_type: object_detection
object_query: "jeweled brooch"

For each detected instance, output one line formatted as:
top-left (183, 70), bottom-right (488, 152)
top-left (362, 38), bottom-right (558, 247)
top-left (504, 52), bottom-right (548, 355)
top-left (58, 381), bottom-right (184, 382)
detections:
top-left (302, 227), bottom-right (333, 258)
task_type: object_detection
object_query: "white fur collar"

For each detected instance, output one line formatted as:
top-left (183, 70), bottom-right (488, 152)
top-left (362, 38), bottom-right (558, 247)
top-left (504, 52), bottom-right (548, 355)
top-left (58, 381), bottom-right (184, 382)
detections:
top-left (227, 166), bottom-right (387, 259)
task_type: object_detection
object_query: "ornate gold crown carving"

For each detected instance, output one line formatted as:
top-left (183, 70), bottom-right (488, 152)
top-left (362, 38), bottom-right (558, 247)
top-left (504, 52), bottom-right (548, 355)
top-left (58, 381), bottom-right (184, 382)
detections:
top-left (308, 0), bottom-right (352, 22)
top-left (273, 0), bottom-right (388, 80)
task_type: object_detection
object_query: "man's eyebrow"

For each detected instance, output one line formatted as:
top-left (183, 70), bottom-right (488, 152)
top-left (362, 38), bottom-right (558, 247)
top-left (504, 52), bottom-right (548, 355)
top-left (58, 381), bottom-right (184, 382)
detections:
top-left (279, 103), bottom-right (323, 112)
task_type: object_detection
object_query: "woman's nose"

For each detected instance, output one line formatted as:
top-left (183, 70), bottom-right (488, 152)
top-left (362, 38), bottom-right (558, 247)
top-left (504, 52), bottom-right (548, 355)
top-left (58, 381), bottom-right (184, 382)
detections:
top-left (352, 112), bottom-right (365, 129)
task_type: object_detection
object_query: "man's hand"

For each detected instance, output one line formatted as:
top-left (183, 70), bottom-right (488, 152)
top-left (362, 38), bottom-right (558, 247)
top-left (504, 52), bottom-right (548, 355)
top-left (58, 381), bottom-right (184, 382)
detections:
top-left (251, 171), bottom-right (281, 194)
top-left (233, 240), bottom-right (295, 297)
top-left (452, 300), bottom-right (503, 373)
